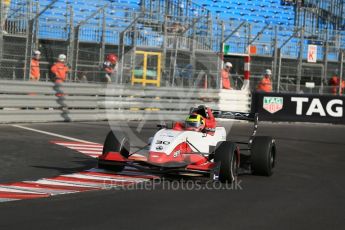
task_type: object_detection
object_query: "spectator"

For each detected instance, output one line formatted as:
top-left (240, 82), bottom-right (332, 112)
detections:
top-left (257, 69), bottom-right (273, 92)
top-left (1, 0), bottom-right (11, 34)
top-left (51, 54), bottom-right (69, 83)
top-left (220, 62), bottom-right (233, 89)
top-left (175, 64), bottom-right (193, 87)
top-left (103, 53), bottom-right (118, 83)
top-left (30, 50), bottom-right (41, 81)
top-left (329, 73), bottom-right (345, 95)
top-left (77, 71), bottom-right (88, 83)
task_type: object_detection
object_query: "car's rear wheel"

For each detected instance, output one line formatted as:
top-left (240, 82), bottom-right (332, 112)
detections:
top-left (98, 131), bottom-right (130, 172)
top-left (251, 136), bottom-right (276, 176)
top-left (214, 141), bottom-right (239, 183)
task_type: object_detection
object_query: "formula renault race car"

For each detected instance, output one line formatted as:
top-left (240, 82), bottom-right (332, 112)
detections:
top-left (98, 106), bottom-right (276, 182)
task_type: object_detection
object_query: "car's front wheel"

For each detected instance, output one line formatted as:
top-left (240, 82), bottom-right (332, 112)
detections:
top-left (214, 141), bottom-right (239, 183)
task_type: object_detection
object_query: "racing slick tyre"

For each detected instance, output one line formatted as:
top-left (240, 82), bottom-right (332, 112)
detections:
top-left (251, 136), bottom-right (276, 176)
top-left (214, 141), bottom-right (239, 183)
top-left (98, 131), bottom-right (130, 172)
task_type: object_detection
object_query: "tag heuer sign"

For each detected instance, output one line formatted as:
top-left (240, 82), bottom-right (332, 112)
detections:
top-left (263, 97), bottom-right (284, 114)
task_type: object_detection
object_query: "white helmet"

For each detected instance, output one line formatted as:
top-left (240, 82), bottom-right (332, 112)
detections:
top-left (265, 69), bottom-right (272, 75)
top-left (58, 54), bottom-right (66, 62)
top-left (33, 50), bottom-right (41, 56)
top-left (225, 62), bottom-right (232, 68)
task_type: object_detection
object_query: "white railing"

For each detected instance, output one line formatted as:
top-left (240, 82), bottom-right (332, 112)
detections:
top-left (0, 80), bottom-right (251, 123)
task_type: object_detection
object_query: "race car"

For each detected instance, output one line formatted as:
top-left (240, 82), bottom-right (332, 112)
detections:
top-left (98, 105), bottom-right (276, 182)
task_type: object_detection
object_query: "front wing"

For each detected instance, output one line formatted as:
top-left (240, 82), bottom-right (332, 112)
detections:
top-left (98, 152), bottom-right (221, 178)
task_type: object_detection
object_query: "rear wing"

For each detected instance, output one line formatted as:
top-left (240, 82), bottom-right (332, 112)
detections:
top-left (212, 110), bottom-right (258, 123)
top-left (213, 110), bottom-right (259, 145)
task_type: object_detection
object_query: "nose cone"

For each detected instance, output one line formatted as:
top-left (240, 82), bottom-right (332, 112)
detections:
top-left (148, 152), bottom-right (169, 164)
top-left (148, 151), bottom-right (187, 168)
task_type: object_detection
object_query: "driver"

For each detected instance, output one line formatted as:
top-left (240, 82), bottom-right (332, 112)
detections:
top-left (185, 114), bottom-right (206, 132)
top-left (190, 105), bottom-right (216, 133)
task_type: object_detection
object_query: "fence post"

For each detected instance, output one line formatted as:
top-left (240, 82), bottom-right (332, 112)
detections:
top-left (0, 0), bottom-right (3, 28)
top-left (219, 20), bottom-right (224, 89)
top-left (149, 0), bottom-right (153, 17)
top-left (140, 0), bottom-right (146, 13)
top-left (165, 0), bottom-right (170, 15)
top-left (24, 0), bottom-right (36, 81)
top-left (339, 50), bottom-right (344, 95)
top-left (0, 0), bottom-right (3, 62)
top-left (322, 29), bottom-right (329, 94)
top-left (190, 18), bottom-right (196, 83)
top-left (208, 16), bottom-right (213, 51)
top-left (272, 25), bottom-right (278, 84)
top-left (296, 27), bottom-right (304, 92)
top-left (277, 48), bottom-right (282, 92)
top-left (246, 23), bottom-right (251, 53)
top-left (72, 26), bottom-right (80, 81)
top-left (162, 14), bottom-right (168, 85)
top-left (33, 1), bottom-right (39, 50)
top-left (0, 29), bottom-right (3, 63)
top-left (119, 31), bottom-right (125, 85)
top-left (99, 9), bottom-right (106, 67)
top-left (24, 19), bottom-right (34, 81)
top-left (130, 13), bottom-right (138, 85)
top-left (67, 5), bottom-right (75, 80)
top-left (241, 56), bottom-right (251, 91)
top-left (171, 34), bottom-right (179, 86)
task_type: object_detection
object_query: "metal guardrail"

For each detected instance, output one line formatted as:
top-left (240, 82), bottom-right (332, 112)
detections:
top-left (0, 80), bottom-right (251, 123)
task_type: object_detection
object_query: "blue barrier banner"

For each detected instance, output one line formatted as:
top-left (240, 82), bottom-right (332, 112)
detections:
top-left (251, 92), bottom-right (345, 124)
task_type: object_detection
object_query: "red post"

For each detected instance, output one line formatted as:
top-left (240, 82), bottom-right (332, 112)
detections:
top-left (244, 56), bottom-right (251, 80)
top-left (241, 55), bottom-right (251, 90)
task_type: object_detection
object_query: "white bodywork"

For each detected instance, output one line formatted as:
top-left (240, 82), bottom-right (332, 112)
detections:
top-left (150, 127), bottom-right (226, 155)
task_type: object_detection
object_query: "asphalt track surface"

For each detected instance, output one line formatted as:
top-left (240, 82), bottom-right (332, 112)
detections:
top-left (0, 121), bottom-right (344, 230)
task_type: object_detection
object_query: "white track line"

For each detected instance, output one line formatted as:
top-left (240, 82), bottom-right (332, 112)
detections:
top-left (62, 147), bottom-right (103, 151)
top-left (80, 172), bottom-right (149, 181)
top-left (63, 173), bottom-right (147, 183)
top-left (53, 143), bottom-right (103, 148)
top-left (0, 185), bottom-right (74, 196)
top-left (0, 198), bottom-right (18, 202)
top-left (0, 187), bottom-right (47, 194)
top-left (12, 125), bottom-right (98, 144)
top-left (44, 179), bottom-right (111, 189)
top-left (78, 151), bottom-right (102, 155)
top-left (34, 179), bottom-right (97, 188)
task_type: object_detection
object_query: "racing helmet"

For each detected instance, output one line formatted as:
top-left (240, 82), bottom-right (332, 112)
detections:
top-left (106, 53), bottom-right (118, 64)
top-left (185, 114), bottom-right (205, 131)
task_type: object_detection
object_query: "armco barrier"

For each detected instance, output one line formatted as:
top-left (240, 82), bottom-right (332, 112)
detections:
top-left (251, 92), bottom-right (345, 124)
top-left (0, 80), bottom-right (251, 123)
